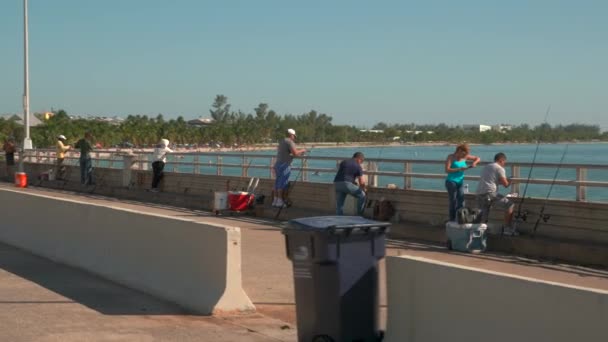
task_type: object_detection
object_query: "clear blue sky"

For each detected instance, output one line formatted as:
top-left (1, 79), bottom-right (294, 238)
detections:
top-left (1, 0), bottom-right (606, 129)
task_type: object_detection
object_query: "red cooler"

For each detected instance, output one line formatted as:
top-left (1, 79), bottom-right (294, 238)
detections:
top-left (228, 191), bottom-right (254, 211)
top-left (15, 172), bottom-right (27, 188)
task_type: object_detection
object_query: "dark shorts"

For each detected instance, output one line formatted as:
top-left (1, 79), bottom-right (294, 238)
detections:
top-left (5, 153), bottom-right (15, 166)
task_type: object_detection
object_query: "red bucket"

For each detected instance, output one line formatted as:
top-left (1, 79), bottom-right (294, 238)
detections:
top-left (14, 172), bottom-right (27, 188)
top-left (228, 191), bottom-right (253, 211)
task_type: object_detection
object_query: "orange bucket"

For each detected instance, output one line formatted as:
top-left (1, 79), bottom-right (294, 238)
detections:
top-left (14, 172), bottom-right (27, 188)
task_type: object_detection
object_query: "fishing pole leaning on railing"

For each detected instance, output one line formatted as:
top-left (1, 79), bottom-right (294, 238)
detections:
top-left (515, 105), bottom-right (551, 223)
top-left (531, 144), bottom-right (569, 236)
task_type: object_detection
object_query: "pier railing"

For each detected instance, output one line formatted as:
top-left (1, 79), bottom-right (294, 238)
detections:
top-left (6, 149), bottom-right (608, 202)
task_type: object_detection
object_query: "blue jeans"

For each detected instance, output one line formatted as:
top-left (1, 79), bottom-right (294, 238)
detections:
top-left (80, 157), bottom-right (93, 185)
top-left (335, 182), bottom-right (366, 216)
top-left (445, 180), bottom-right (464, 221)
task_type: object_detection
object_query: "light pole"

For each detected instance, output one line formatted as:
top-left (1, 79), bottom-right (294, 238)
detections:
top-left (22, 0), bottom-right (33, 150)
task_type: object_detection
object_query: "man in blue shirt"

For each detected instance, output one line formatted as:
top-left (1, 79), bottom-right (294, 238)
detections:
top-left (334, 152), bottom-right (366, 215)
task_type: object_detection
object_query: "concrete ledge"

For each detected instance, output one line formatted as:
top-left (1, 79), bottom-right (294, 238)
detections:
top-left (389, 222), bottom-right (608, 268)
top-left (0, 188), bottom-right (254, 315)
top-left (385, 255), bottom-right (608, 342)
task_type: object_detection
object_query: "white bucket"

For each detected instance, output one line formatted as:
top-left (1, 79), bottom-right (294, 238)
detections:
top-left (213, 191), bottom-right (229, 211)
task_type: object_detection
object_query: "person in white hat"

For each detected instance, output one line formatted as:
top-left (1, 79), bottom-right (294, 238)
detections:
top-left (55, 134), bottom-right (71, 180)
top-left (150, 138), bottom-right (173, 192)
top-left (273, 129), bottom-right (307, 208)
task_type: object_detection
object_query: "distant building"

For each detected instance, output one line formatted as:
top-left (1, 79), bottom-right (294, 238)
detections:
top-left (359, 129), bottom-right (384, 133)
top-left (492, 124), bottom-right (513, 132)
top-left (405, 130), bottom-right (433, 135)
top-left (463, 124), bottom-right (492, 132)
top-left (188, 117), bottom-right (214, 127)
top-left (0, 113), bottom-right (43, 127)
top-left (94, 116), bottom-right (125, 125)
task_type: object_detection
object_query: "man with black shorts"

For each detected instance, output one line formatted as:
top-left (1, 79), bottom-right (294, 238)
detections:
top-left (2, 137), bottom-right (16, 180)
top-left (272, 129), bottom-right (306, 208)
top-left (476, 152), bottom-right (516, 235)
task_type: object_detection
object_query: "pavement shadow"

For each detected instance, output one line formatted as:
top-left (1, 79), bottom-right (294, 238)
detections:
top-left (0, 242), bottom-right (189, 315)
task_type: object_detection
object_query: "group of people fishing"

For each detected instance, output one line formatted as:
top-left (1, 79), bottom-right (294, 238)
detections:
top-left (54, 133), bottom-right (173, 192)
top-left (272, 130), bottom-right (516, 233)
top-left (271, 128), bottom-right (367, 215)
top-left (5, 129), bottom-right (515, 230)
top-left (445, 144), bottom-right (517, 234)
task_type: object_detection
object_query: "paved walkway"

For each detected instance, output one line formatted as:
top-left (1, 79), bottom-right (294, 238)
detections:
top-left (2, 184), bottom-right (608, 340)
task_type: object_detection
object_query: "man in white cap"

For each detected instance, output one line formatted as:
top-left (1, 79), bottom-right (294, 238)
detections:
top-left (150, 138), bottom-right (173, 192)
top-left (273, 128), bottom-right (307, 208)
top-left (56, 135), bottom-right (71, 180)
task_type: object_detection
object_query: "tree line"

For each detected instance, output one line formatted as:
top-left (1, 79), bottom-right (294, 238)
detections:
top-left (1, 95), bottom-right (606, 148)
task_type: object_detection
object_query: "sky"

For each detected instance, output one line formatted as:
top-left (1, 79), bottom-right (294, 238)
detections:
top-left (1, 0), bottom-right (607, 129)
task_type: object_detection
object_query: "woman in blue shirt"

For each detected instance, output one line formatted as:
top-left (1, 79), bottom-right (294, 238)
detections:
top-left (445, 144), bottom-right (480, 221)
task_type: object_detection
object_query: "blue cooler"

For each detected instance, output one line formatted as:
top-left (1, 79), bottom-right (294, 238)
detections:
top-left (445, 222), bottom-right (487, 253)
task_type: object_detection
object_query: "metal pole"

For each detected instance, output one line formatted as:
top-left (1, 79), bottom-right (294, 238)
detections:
top-left (23, 0), bottom-right (33, 150)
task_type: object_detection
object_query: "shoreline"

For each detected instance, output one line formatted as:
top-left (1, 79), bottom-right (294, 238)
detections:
top-left (108, 140), bottom-right (606, 154)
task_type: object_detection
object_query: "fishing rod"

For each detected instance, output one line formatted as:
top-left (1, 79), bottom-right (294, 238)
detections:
top-left (532, 144), bottom-right (569, 236)
top-left (274, 145), bottom-right (314, 220)
top-left (233, 152), bottom-right (260, 191)
top-left (516, 105), bottom-right (551, 221)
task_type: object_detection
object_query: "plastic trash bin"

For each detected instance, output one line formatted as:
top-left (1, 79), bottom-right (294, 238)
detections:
top-left (283, 216), bottom-right (390, 342)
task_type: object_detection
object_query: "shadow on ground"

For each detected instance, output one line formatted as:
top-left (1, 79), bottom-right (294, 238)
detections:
top-left (0, 241), bottom-right (190, 315)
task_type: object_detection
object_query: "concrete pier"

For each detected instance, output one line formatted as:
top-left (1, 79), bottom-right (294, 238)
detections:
top-left (1, 183), bottom-right (608, 340)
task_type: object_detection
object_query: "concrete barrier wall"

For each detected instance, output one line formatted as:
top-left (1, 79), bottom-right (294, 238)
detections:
top-left (384, 255), bottom-right (608, 342)
top-left (0, 188), bottom-right (254, 314)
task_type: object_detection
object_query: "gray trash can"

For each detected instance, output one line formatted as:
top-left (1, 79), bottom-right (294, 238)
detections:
top-left (283, 216), bottom-right (390, 342)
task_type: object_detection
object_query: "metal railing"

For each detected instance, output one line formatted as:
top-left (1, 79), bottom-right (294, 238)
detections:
top-left (5, 149), bottom-right (608, 202)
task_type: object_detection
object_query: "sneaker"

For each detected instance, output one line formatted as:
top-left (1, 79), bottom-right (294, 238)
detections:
top-left (502, 225), bottom-right (520, 236)
top-left (150, 188), bottom-right (159, 193)
top-left (271, 198), bottom-right (278, 207)
top-left (273, 199), bottom-right (285, 208)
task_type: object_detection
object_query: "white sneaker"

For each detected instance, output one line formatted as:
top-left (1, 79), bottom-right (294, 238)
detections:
top-left (274, 199), bottom-right (285, 208)
top-left (272, 198), bottom-right (278, 207)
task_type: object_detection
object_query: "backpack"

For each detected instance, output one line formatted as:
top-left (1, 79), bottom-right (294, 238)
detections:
top-left (373, 200), bottom-right (396, 221)
top-left (456, 207), bottom-right (482, 224)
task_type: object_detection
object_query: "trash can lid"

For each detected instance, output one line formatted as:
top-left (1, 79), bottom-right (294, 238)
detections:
top-left (286, 216), bottom-right (390, 231)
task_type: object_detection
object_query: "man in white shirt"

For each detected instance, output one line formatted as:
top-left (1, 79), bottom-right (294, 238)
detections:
top-left (151, 139), bottom-right (173, 192)
top-left (272, 129), bottom-right (307, 208)
top-left (476, 152), bottom-right (516, 235)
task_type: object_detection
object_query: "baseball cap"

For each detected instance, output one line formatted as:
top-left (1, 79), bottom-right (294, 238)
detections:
top-left (287, 128), bottom-right (296, 136)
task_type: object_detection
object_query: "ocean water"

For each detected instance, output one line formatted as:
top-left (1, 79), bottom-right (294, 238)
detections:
top-left (165, 143), bottom-right (608, 202)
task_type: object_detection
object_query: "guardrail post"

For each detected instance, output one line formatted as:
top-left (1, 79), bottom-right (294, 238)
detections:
top-left (242, 156), bottom-right (248, 177)
top-left (270, 157), bottom-right (276, 178)
top-left (404, 162), bottom-right (412, 189)
top-left (368, 161), bottom-right (378, 187)
top-left (302, 159), bottom-right (309, 182)
top-left (217, 156), bottom-right (223, 176)
top-left (122, 154), bottom-right (135, 187)
top-left (576, 167), bottom-right (587, 202)
top-left (193, 155), bottom-right (200, 174)
top-left (511, 165), bottom-right (521, 194)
